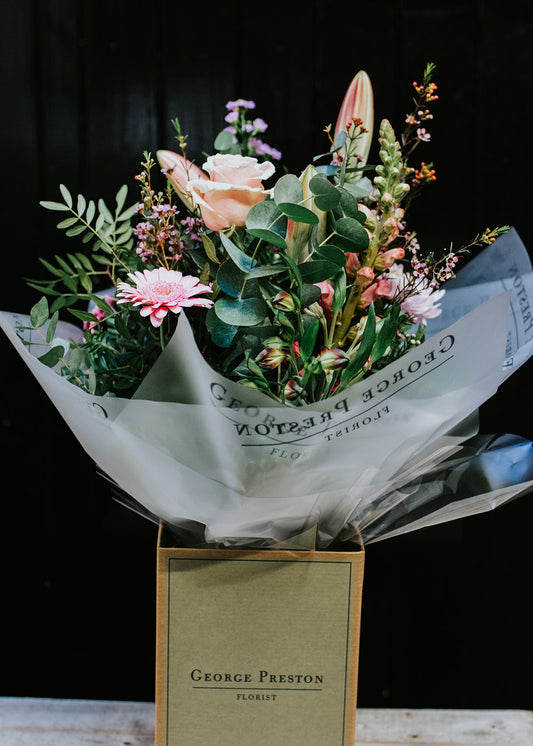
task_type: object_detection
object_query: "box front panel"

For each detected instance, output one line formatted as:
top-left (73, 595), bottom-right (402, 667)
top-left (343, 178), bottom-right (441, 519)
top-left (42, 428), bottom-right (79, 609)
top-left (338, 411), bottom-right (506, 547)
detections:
top-left (159, 553), bottom-right (363, 746)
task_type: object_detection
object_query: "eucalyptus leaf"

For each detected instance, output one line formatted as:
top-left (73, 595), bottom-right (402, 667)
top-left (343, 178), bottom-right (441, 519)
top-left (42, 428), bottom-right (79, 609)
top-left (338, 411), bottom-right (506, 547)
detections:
top-left (219, 232), bottom-right (253, 272)
top-left (333, 188), bottom-right (362, 220)
top-left (245, 264), bottom-right (286, 280)
top-left (333, 131), bottom-right (347, 149)
top-left (246, 228), bottom-right (287, 250)
top-left (38, 346), bottom-right (65, 368)
top-left (45, 311), bottom-right (59, 344)
top-left (246, 200), bottom-right (287, 246)
top-left (334, 216), bottom-right (370, 252)
top-left (206, 307), bottom-right (239, 348)
top-left (315, 164), bottom-right (339, 177)
top-left (216, 260), bottom-right (246, 298)
top-left (298, 260), bottom-right (339, 283)
top-left (277, 203), bottom-right (319, 224)
top-left (316, 244), bottom-right (346, 267)
top-left (68, 346), bottom-right (85, 373)
top-left (342, 177), bottom-right (373, 200)
top-left (30, 297), bottom-right (49, 328)
top-left (273, 174), bottom-right (303, 205)
top-left (214, 129), bottom-right (236, 151)
top-left (214, 297), bottom-right (268, 326)
top-left (309, 175), bottom-right (340, 211)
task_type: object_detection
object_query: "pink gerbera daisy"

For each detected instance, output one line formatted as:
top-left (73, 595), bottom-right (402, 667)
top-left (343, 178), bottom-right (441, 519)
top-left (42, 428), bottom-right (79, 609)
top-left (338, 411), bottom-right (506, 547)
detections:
top-left (116, 267), bottom-right (213, 327)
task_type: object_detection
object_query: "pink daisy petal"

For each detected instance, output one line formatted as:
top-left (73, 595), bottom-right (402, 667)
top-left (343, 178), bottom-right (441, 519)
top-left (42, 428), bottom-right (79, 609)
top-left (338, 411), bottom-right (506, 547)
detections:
top-left (116, 267), bottom-right (213, 327)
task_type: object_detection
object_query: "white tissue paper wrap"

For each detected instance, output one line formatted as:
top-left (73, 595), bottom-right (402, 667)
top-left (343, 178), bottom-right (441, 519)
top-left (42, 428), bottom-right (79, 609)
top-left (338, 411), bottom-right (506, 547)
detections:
top-left (2, 228), bottom-right (533, 548)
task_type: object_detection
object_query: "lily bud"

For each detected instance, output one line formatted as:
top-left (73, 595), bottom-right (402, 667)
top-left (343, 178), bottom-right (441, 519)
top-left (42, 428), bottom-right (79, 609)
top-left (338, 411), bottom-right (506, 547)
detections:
top-left (319, 347), bottom-right (350, 371)
top-left (334, 70), bottom-right (374, 178)
top-left (157, 150), bottom-right (208, 212)
top-left (286, 164), bottom-right (327, 262)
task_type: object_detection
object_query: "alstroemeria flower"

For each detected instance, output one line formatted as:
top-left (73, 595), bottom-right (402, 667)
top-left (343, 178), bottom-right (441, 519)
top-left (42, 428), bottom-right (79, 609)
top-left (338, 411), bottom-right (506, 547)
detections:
top-left (116, 267), bottom-right (213, 327)
top-left (186, 154), bottom-right (275, 231)
top-left (399, 283), bottom-right (445, 324)
top-left (384, 264), bottom-right (445, 323)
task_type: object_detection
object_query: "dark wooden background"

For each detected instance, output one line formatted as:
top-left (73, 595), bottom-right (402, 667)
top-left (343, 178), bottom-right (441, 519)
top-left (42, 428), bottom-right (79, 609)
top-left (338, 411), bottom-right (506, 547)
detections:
top-left (1, 0), bottom-right (532, 709)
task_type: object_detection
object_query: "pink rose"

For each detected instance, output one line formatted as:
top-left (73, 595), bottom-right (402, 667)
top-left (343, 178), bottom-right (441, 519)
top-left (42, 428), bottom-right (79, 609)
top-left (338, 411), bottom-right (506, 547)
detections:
top-left (186, 154), bottom-right (275, 231)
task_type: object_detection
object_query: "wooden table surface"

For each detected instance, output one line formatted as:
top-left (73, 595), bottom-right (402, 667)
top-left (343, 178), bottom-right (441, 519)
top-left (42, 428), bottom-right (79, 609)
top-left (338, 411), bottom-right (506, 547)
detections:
top-left (1, 697), bottom-right (532, 745)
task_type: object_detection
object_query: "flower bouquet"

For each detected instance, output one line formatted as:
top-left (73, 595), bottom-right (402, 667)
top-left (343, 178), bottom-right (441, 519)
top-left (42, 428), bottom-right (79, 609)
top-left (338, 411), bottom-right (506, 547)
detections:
top-left (2, 63), bottom-right (533, 745)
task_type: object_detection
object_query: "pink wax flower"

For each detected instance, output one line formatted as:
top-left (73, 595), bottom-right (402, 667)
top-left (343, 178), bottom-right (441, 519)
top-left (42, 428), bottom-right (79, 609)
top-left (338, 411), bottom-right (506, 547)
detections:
top-left (116, 267), bottom-right (213, 328)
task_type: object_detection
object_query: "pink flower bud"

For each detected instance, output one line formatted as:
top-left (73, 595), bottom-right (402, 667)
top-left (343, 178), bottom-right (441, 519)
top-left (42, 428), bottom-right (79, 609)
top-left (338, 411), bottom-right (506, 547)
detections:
top-left (374, 247), bottom-right (405, 271)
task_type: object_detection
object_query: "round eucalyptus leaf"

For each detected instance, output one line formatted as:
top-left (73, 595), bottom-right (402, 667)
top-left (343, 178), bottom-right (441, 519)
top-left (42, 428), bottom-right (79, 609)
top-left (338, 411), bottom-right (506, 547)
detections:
top-left (214, 297), bottom-right (268, 326)
top-left (206, 307), bottom-right (239, 348)
top-left (246, 200), bottom-right (287, 236)
top-left (335, 216), bottom-right (370, 252)
top-left (274, 174), bottom-right (303, 206)
top-left (216, 260), bottom-right (246, 298)
top-left (214, 129), bottom-right (236, 151)
top-left (309, 175), bottom-right (340, 211)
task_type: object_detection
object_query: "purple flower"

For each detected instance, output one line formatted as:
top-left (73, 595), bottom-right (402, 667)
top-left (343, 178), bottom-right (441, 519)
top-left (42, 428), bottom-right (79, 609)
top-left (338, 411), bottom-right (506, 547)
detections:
top-left (226, 98), bottom-right (256, 110)
top-left (252, 118), bottom-right (268, 133)
top-left (224, 111), bottom-right (239, 123)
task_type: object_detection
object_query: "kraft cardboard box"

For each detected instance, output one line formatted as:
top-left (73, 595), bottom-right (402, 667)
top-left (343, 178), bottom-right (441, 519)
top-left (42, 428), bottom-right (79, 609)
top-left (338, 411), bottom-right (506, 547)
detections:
top-left (155, 525), bottom-right (365, 746)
